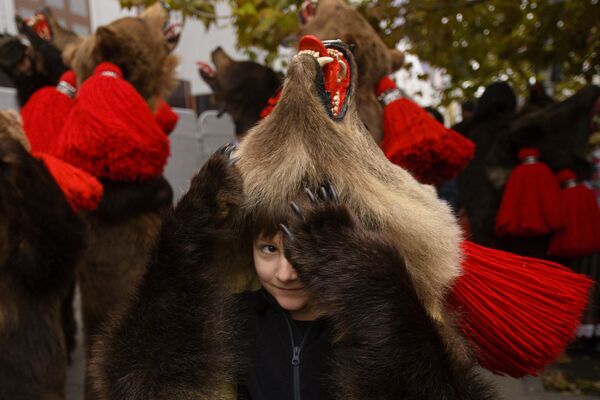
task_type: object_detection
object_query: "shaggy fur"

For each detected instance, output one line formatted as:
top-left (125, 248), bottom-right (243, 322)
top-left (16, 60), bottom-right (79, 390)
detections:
top-left (199, 47), bottom-right (282, 136)
top-left (283, 192), bottom-right (497, 399)
top-left (90, 150), bottom-right (242, 400)
top-left (298, 0), bottom-right (405, 142)
top-left (236, 46), bottom-right (462, 333)
top-left (0, 20), bottom-right (66, 107)
top-left (0, 122), bottom-right (84, 399)
top-left (63, 9), bottom-right (179, 111)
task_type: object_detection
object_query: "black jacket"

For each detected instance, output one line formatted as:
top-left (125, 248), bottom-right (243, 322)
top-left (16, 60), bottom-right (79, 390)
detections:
top-left (237, 290), bottom-right (334, 400)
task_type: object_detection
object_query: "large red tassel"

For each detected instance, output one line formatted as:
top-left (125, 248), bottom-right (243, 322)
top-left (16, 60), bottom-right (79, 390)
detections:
top-left (21, 70), bottom-right (77, 154)
top-left (34, 152), bottom-right (104, 212)
top-left (495, 148), bottom-right (564, 236)
top-left (154, 98), bottom-right (179, 135)
top-left (548, 169), bottom-right (600, 257)
top-left (448, 241), bottom-right (593, 377)
top-left (376, 76), bottom-right (475, 185)
top-left (56, 62), bottom-right (170, 181)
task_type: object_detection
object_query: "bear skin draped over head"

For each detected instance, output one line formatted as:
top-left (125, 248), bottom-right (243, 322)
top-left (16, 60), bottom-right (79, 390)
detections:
top-left (0, 111), bottom-right (85, 400)
top-left (298, 0), bottom-right (405, 143)
top-left (91, 39), bottom-right (496, 400)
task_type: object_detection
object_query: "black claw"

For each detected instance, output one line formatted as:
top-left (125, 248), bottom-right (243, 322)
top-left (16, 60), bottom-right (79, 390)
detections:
top-left (279, 224), bottom-right (293, 240)
top-left (305, 188), bottom-right (317, 203)
top-left (217, 143), bottom-right (230, 155)
top-left (328, 184), bottom-right (339, 203)
top-left (229, 156), bottom-right (240, 166)
top-left (224, 142), bottom-right (237, 157)
top-left (319, 186), bottom-right (328, 201)
top-left (290, 201), bottom-right (303, 218)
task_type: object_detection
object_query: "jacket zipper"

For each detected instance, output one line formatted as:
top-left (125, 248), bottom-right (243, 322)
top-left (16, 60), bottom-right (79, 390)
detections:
top-left (284, 317), bottom-right (314, 400)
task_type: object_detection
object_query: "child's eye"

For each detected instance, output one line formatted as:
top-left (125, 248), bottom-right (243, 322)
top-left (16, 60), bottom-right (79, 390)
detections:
top-left (261, 245), bottom-right (278, 254)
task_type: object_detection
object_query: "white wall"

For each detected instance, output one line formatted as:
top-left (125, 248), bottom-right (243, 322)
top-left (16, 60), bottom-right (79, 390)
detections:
top-left (0, 0), bottom-right (17, 34)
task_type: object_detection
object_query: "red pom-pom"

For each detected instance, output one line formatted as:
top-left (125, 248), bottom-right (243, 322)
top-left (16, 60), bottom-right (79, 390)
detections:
top-left (448, 241), bottom-right (593, 377)
top-left (495, 147), bottom-right (564, 236)
top-left (21, 70), bottom-right (77, 154)
top-left (154, 98), bottom-right (179, 135)
top-left (56, 63), bottom-right (170, 181)
top-left (376, 76), bottom-right (475, 184)
top-left (34, 152), bottom-right (104, 212)
top-left (548, 169), bottom-right (600, 257)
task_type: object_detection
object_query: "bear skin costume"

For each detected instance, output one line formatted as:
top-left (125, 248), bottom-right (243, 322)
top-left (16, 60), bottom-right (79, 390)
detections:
top-left (198, 47), bottom-right (283, 137)
top-left (90, 39), bottom-right (496, 399)
top-left (0, 111), bottom-right (84, 400)
top-left (0, 19), bottom-right (66, 107)
top-left (459, 83), bottom-right (600, 258)
top-left (298, 0), bottom-right (405, 143)
top-left (60, 5), bottom-right (178, 399)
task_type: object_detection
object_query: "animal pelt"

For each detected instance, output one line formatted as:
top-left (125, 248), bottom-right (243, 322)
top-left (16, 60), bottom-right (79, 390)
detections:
top-left (236, 43), bottom-right (461, 334)
top-left (0, 121), bottom-right (84, 399)
top-left (459, 84), bottom-right (600, 256)
top-left (282, 191), bottom-right (497, 400)
top-left (0, 21), bottom-right (66, 107)
top-left (298, 0), bottom-right (405, 143)
top-left (63, 9), bottom-right (179, 111)
top-left (199, 47), bottom-right (283, 136)
top-left (78, 178), bottom-right (172, 400)
top-left (90, 150), bottom-right (243, 400)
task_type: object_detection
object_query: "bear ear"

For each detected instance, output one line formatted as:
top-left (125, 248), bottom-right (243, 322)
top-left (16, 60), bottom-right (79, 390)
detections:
top-left (95, 26), bottom-right (122, 59)
top-left (139, 2), bottom-right (168, 31)
top-left (389, 49), bottom-right (405, 72)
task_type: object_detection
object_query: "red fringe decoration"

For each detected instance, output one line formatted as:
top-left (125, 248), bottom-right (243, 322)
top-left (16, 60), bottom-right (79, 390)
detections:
top-left (56, 62), bottom-right (170, 181)
top-left (376, 76), bottom-right (475, 185)
top-left (548, 170), bottom-right (600, 257)
top-left (154, 98), bottom-right (179, 135)
top-left (260, 88), bottom-right (282, 119)
top-left (449, 241), bottom-right (593, 377)
top-left (21, 70), bottom-right (77, 154)
top-left (495, 148), bottom-right (564, 237)
top-left (34, 152), bottom-right (104, 212)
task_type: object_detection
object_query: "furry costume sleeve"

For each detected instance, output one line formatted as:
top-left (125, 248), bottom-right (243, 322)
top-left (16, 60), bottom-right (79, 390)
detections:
top-left (90, 146), bottom-right (242, 400)
top-left (283, 187), bottom-right (498, 400)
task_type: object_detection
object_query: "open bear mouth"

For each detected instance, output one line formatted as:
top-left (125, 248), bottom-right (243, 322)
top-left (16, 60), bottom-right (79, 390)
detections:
top-left (295, 35), bottom-right (352, 120)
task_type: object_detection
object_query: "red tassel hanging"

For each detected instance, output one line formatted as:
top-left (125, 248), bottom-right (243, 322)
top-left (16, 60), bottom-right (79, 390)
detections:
top-left (56, 63), bottom-right (170, 181)
top-left (154, 98), bottom-right (179, 135)
top-left (448, 241), bottom-right (593, 377)
top-left (21, 70), bottom-right (77, 154)
top-left (548, 169), bottom-right (600, 257)
top-left (376, 76), bottom-right (475, 185)
top-left (260, 88), bottom-right (282, 119)
top-left (34, 152), bottom-right (104, 212)
top-left (495, 148), bottom-right (564, 236)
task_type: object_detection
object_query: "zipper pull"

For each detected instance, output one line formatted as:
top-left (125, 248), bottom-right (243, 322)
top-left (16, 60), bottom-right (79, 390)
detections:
top-left (291, 346), bottom-right (300, 366)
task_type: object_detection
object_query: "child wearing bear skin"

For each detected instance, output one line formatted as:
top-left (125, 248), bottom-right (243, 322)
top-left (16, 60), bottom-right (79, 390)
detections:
top-left (90, 143), bottom-right (497, 400)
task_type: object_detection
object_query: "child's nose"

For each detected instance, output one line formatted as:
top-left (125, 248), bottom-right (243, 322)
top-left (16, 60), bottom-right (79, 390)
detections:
top-left (276, 257), bottom-right (298, 282)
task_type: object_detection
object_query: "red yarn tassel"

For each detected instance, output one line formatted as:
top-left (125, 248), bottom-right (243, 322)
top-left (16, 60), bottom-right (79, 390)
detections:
top-left (56, 62), bottom-right (170, 181)
top-left (448, 241), bottom-right (593, 377)
top-left (154, 98), bottom-right (179, 135)
top-left (548, 170), bottom-right (600, 257)
top-left (21, 70), bottom-right (77, 154)
top-left (34, 152), bottom-right (103, 212)
top-left (495, 148), bottom-right (564, 236)
top-left (376, 76), bottom-right (475, 185)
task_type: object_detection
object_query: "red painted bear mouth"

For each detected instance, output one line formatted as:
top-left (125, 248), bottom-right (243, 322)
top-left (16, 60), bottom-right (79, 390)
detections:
top-left (296, 35), bottom-right (351, 120)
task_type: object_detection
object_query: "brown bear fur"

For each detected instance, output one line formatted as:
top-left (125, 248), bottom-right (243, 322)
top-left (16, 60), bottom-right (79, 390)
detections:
top-left (63, 4), bottom-right (178, 111)
top-left (58, 8), bottom-right (178, 399)
top-left (199, 47), bottom-right (283, 136)
top-left (298, 0), bottom-right (404, 143)
top-left (0, 111), bottom-right (84, 400)
top-left (89, 49), bottom-right (495, 395)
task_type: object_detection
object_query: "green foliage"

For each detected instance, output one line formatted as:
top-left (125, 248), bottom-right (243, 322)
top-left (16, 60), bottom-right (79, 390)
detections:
top-left (120, 0), bottom-right (600, 103)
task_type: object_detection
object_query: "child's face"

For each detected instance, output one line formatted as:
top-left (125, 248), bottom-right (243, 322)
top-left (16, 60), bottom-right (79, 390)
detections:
top-left (253, 232), bottom-right (315, 320)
